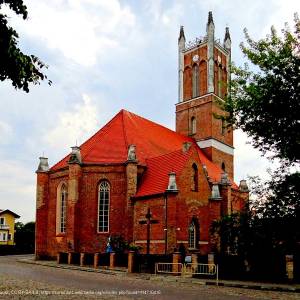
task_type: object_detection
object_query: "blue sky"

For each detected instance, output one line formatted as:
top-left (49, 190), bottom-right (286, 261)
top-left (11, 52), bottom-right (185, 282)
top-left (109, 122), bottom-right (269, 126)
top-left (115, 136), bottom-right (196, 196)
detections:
top-left (0, 0), bottom-right (299, 223)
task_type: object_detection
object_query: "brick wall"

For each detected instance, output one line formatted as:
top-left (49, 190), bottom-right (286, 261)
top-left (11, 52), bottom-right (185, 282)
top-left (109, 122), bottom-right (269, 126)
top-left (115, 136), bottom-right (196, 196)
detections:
top-left (183, 46), bottom-right (208, 100)
top-left (133, 148), bottom-right (223, 255)
top-left (36, 164), bottom-right (129, 258)
top-left (35, 172), bottom-right (49, 258)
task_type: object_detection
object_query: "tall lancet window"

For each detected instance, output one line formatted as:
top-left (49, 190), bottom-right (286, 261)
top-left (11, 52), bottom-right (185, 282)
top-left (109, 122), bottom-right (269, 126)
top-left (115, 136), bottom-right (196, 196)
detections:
top-left (192, 64), bottom-right (199, 98)
top-left (188, 221), bottom-right (197, 249)
top-left (98, 181), bottom-right (110, 233)
top-left (191, 163), bottom-right (198, 191)
top-left (191, 117), bottom-right (196, 135)
top-left (58, 183), bottom-right (67, 233)
top-left (218, 66), bottom-right (222, 97)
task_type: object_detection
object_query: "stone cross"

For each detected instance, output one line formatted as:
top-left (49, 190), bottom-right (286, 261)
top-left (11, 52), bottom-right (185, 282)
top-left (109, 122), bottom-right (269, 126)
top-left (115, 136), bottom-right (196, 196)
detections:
top-left (139, 208), bottom-right (158, 255)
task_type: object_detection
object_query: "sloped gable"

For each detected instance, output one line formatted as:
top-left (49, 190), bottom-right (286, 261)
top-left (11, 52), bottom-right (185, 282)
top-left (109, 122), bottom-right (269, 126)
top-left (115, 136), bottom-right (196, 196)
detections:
top-left (50, 109), bottom-right (236, 189)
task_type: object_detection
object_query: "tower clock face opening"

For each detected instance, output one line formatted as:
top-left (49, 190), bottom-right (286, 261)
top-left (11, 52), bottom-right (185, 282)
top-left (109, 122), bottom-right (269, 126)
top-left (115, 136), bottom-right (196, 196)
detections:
top-left (192, 55), bottom-right (199, 62)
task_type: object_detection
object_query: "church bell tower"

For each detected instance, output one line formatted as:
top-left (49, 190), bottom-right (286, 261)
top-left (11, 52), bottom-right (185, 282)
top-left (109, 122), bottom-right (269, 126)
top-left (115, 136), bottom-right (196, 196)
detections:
top-left (176, 12), bottom-right (234, 179)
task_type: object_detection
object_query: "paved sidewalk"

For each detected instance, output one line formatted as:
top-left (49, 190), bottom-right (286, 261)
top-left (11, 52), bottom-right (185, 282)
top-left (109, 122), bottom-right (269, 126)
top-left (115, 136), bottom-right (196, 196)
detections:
top-left (18, 256), bottom-right (300, 294)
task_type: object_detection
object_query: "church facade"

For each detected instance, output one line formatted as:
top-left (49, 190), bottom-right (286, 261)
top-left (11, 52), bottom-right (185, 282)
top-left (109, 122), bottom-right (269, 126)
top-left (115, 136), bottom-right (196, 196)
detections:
top-left (35, 12), bottom-right (248, 259)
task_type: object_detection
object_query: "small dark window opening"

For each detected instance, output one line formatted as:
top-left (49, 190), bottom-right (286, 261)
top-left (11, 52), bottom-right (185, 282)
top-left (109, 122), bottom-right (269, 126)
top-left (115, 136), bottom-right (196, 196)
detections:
top-left (221, 162), bottom-right (226, 171)
top-left (221, 119), bottom-right (225, 135)
top-left (190, 117), bottom-right (196, 135)
top-left (192, 64), bottom-right (200, 98)
top-left (191, 164), bottom-right (198, 191)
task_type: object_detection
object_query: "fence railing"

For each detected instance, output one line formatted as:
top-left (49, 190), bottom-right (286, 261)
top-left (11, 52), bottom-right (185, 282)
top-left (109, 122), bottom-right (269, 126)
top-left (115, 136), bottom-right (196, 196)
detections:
top-left (155, 263), bottom-right (183, 275)
top-left (155, 262), bottom-right (218, 285)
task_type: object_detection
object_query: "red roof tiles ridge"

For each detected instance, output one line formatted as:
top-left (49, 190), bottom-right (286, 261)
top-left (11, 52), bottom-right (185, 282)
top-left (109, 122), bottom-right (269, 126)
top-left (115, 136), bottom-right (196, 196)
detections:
top-left (50, 110), bottom-right (126, 170)
top-left (121, 109), bottom-right (129, 153)
top-left (80, 110), bottom-right (124, 161)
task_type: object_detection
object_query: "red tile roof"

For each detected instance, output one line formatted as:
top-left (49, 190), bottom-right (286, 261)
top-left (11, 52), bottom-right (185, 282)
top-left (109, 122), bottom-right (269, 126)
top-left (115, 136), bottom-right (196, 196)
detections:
top-left (135, 148), bottom-right (192, 197)
top-left (51, 109), bottom-right (236, 193)
top-left (51, 109), bottom-right (194, 170)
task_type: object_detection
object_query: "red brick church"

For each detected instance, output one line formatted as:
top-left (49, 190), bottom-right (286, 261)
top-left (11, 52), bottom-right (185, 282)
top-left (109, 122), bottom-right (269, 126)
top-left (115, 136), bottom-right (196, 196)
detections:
top-left (35, 12), bottom-right (248, 259)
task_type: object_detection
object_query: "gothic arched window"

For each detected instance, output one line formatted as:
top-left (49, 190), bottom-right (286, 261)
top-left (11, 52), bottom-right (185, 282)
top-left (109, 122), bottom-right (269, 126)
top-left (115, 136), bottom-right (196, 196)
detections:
top-left (57, 183), bottom-right (67, 233)
top-left (218, 65), bottom-right (222, 97)
top-left (191, 117), bottom-right (196, 135)
top-left (184, 67), bottom-right (192, 100)
top-left (192, 64), bottom-right (199, 98)
top-left (98, 181), bottom-right (110, 233)
top-left (188, 220), bottom-right (198, 249)
top-left (191, 163), bottom-right (198, 191)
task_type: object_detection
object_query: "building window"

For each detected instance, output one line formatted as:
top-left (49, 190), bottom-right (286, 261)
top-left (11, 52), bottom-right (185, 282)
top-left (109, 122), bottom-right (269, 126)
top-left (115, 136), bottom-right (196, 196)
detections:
top-left (221, 119), bottom-right (225, 135)
top-left (192, 64), bottom-right (199, 98)
top-left (218, 66), bottom-right (222, 97)
top-left (98, 181), bottom-right (110, 233)
top-left (184, 66), bottom-right (192, 100)
top-left (188, 221), bottom-right (197, 249)
top-left (190, 117), bottom-right (196, 135)
top-left (2, 233), bottom-right (6, 241)
top-left (57, 183), bottom-right (67, 234)
top-left (8, 233), bottom-right (11, 241)
top-left (221, 162), bottom-right (226, 171)
top-left (191, 164), bottom-right (198, 191)
top-left (0, 217), bottom-right (4, 225)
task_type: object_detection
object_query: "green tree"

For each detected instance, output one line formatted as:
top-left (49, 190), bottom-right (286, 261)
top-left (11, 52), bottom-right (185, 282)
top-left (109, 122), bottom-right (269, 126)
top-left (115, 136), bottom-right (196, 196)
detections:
top-left (213, 15), bottom-right (300, 281)
top-left (14, 221), bottom-right (35, 253)
top-left (0, 0), bottom-right (50, 92)
top-left (225, 14), bottom-right (300, 163)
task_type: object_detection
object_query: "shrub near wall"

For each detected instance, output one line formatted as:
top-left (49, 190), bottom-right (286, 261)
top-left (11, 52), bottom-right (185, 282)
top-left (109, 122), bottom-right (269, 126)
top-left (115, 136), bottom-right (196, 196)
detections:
top-left (0, 245), bottom-right (18, 255)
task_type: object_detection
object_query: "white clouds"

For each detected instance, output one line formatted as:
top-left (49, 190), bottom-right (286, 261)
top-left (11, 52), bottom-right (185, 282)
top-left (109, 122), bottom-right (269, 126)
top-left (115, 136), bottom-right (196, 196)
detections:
top-left (45, 94), bottom-right (99, 150)
top-left (0, 160), bottom-right (35, 222)
top-left (17, 0), bottom-right (136, 66)
top-left (1, 0), bottom-right (296, 222)
top-left (145, 0), bottom-right (184, 28)
top-left (0, 121), bottom-right (13, 144)
top-left (261, 0), bottom-right (300, 35)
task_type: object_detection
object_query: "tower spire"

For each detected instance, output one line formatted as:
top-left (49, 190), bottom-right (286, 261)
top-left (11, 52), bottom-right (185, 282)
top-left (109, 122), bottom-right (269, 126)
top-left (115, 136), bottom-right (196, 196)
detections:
top-left (178, 25), bottom-right (186, 42)
top-left (178, 25), bottom-right (185, 103)
top-left (223, 27), bottom-right (231, 51)
top-left (206, 11), bottom-right (215, 93)
top-left (207, 11), bottom-right (214, 26)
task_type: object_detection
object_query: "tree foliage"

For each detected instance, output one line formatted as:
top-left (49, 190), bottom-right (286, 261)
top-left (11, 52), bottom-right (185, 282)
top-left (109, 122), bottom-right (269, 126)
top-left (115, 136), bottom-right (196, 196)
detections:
top-left (213, 169), bottom-right (300, 257)
top-left (212, 14), bottom-right (300, 281)
top-left (0, 0), bottom-right (50, 92)
top-left (14, 221), bottom-right (35, 253)
top-left (225, 14), bottom-right (300, 163)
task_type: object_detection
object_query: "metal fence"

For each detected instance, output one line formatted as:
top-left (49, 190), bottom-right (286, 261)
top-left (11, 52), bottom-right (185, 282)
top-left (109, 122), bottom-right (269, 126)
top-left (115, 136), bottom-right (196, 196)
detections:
top-left (155, 263), bottom-right (183, 275)
top-left (155, 262), bottom-right (218, 285)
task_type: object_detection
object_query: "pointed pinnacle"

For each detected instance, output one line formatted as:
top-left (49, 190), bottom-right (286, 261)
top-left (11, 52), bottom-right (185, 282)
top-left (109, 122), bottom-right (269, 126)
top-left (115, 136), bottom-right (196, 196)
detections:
top-left (224, 27), bottom-right (231, 41)
top-left (178, 25), bottom-right (186, 42)
top-left (208, 11), bottom-right (214, 25)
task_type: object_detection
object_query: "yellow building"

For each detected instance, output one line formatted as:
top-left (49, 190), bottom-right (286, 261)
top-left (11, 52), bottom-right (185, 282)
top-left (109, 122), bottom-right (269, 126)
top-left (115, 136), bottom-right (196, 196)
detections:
top-left (0, 209), bottom-right (20, 245)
